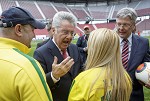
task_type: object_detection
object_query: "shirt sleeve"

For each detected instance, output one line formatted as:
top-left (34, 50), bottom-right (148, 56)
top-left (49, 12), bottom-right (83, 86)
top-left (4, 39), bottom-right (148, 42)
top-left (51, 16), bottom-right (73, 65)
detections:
top-left (51, 72), bottom-right (60, 83)
top-left (14, 69), bottom-right (51, 101)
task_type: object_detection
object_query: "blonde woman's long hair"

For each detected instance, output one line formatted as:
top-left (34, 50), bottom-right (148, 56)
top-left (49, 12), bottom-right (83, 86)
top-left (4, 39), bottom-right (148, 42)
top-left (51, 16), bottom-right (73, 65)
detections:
top-left (85, 28), bottom-right (132, 101)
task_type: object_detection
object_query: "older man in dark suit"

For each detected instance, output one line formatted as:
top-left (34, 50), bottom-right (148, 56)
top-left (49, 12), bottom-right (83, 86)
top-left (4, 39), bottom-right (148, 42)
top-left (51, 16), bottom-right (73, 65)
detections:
top-left (116, 7), bottom-right (150, 101)
top-left (33, 11), bottom-right (83, 101)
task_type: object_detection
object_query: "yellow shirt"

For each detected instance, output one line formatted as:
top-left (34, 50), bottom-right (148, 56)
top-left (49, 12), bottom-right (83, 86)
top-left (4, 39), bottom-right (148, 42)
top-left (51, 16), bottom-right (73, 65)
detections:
top-left (0, 38), bottom-right (53, 101)
top-left (68, 68), bottom-right (112, 101)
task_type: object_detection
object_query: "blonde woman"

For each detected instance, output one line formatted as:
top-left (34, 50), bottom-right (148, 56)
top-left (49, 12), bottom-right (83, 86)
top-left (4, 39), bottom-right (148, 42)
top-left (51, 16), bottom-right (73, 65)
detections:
top-left (68, 28), bottom-right (132, 101)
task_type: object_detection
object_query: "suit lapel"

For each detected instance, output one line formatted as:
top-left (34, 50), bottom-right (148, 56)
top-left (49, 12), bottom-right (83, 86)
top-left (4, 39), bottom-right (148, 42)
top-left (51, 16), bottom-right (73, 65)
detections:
top-left (47, 40), bottom-right (74, 79)
top-left (67, 44), bottom-right (76, 79)
top-left (68, 45), bottom-right (74, 59)
top-left (127, 35), bottom-right (139, 71)
top-left (47, 39), bottom-right (64, 63)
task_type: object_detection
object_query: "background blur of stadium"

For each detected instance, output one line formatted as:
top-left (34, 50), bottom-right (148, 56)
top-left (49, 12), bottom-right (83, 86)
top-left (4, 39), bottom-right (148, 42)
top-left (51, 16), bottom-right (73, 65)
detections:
top-left (0, 0), bottom-right (149, 40)
top-left (0, 0), bottom-right (149, 100)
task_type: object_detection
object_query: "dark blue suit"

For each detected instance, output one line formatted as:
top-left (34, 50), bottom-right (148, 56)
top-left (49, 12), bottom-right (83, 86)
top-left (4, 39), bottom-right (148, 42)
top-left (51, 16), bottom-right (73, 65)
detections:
top-left (127, 34), bottom-right (150, 101)
top-left (33, 39), bottom-right (83, 101)
top-left (76, 35), bottom-right (88, 64)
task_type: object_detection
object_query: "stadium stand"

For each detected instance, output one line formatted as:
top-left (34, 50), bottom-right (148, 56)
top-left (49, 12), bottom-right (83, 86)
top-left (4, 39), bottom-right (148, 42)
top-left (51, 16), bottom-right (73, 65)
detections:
top-left (37, 1), bottom-right (57, 19)
top-left (54, 3), bottom-right (69, 12)
top-left (0, 0), bottom-right (149, 36)
top-left (18, 1), bottom-right (43, 19)
top-left (78, 24), bottom-right (95, 31)
top-left (136, 8), bottom-right (150, 16)
top-left (0, 0), bottom-right (16, 12)
top-left (136, 19), bottom-right (150, 32)
top-left (34, 29), bottom-right (48, 35)
top-left (112, 4), bottom-right (126, 18)
top-left (69, 7), bottom-right (89, 20)
top-left (95, 22), bottom-right (115, 30)
top-left (88, 5), bottom-right (111, 20)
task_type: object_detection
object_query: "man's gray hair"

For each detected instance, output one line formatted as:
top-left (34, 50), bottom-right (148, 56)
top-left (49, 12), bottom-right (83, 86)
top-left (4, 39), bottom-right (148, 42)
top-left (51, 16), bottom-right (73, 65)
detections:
top-left (116, 7), bottom-right (137, 23)
top-left (52, 11), bottom-right (77, 28)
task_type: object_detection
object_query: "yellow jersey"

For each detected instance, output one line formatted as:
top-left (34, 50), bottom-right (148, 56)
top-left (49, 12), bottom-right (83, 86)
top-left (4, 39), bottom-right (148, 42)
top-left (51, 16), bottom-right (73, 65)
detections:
top-left (0, 38), bottom-right (53, 101)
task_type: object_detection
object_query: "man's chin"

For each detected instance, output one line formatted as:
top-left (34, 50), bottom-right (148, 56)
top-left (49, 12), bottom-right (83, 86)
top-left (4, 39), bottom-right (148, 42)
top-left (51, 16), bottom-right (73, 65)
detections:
top-left (119, 34), bottom-right (126, 39)
top-left (61, 45), bottom-right (69, 50)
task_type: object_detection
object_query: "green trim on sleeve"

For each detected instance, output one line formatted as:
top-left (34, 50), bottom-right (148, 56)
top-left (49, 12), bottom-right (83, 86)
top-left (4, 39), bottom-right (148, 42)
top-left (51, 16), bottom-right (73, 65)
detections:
top-left (69, 80), bottom-right (75, 94)
top-left (13, 48), bottom-right (52, 101)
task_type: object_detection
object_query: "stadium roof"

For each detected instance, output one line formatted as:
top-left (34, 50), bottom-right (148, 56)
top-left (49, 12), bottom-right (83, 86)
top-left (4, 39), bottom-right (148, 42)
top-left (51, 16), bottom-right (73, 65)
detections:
top-left (35, 0), bottom-right (117, 4)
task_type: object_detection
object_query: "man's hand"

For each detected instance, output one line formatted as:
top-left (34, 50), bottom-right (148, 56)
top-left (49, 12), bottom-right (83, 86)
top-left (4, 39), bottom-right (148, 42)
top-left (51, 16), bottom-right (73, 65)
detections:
top-left (138, 80), bottom-right (150, 89)
top-left (83, 47), bottom-right (88, 52)
top-left (145, 83), bottom-right (150, 89)
top-left (52, 56), bottom-right (74, 80)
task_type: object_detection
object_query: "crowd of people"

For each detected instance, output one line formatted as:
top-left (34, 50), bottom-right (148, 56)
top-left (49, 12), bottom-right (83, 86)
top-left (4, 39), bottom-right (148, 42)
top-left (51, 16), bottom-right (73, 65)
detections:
top-left (0, 6), bottom-right (150, 101)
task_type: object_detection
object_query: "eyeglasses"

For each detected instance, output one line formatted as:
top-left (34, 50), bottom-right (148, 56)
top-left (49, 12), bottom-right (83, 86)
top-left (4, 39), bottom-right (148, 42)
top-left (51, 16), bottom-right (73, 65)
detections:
top-left (62, 30), bottom-right (75, 36)
top-left (116, 23), bottom-right (132, 28)
top-left (57, 27), bottom-right (75, 36)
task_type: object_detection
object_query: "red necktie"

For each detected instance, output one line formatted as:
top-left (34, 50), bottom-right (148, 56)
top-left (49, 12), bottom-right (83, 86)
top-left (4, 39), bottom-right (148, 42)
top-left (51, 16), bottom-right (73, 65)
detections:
top-left (122, 39), bottom-right (129, 69)
top-left (62, 50), bottom-right (67, 59)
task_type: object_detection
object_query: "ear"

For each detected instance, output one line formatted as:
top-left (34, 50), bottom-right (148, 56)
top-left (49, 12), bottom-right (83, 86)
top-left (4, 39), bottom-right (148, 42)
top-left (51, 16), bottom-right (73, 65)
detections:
top-left (14, 24), bottom-right (23, 37)
top-left (132, 25), bottom-right (136, 32)
top-left (51, 27), bottom-right (55, 34)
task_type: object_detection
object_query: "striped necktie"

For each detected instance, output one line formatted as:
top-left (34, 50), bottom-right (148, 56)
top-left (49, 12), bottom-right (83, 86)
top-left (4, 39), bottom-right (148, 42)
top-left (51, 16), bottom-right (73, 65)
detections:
top-left (122, 39), bottom-right (129, 69)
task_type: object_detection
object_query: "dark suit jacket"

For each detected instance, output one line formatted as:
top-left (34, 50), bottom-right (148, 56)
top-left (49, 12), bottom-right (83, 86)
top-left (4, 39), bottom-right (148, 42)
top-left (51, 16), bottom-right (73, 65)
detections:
top-left (76, 35), bottom-right (88, 63)
top-left (127, 34), bottom-right (150, 101)
top-left (33, 39), bottom-right (83, 101)
top-left (36, 38), bottom-right (50, 49)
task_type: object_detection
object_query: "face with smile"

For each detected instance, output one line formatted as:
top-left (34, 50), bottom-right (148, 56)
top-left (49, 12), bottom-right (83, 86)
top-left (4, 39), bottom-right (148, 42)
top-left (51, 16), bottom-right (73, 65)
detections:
top-left (53, 20), bottom-right (75, 51)
top-left (116, 16), bottom-right (135, 39)
top-left (21, 25), bottom-right (35, 48)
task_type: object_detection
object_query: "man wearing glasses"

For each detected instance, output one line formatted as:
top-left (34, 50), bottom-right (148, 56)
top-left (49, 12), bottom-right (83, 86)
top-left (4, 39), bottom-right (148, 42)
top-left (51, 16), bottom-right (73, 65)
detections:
top-left (115, 7), bottom-right (150, 101)
top-left (34, 11), bottom-right (83, 101)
